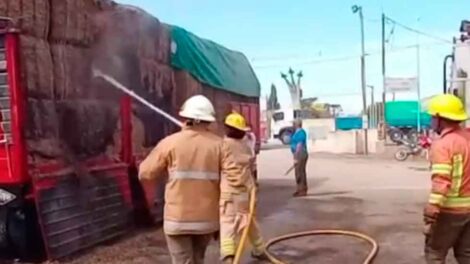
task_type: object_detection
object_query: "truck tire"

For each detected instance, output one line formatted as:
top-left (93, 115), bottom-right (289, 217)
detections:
top-left (389, 129), bottom-right (404, 144)
top-left (280, 130), bottom-right (293, 145)
top-left (7, 208), bottom-right (27, 259)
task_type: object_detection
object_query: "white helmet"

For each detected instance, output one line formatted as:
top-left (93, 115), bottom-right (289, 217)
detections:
top-left (179, 95), bottom-right (216, 122)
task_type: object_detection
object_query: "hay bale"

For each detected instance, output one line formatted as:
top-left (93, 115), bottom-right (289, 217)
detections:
top-left (19, 35), bottom-right (54, 99)
top-left (0, 0), bottom-right (50, 39)
top-left (139, 60), bottom-right (174, 98)
top-left (51, 44), bottom-right (92, 99)
top-left (172, 70), bottom-right (202, 114)
top-left (93, 5), bottom-right (169, 64)
top-left (56, 100), bottom-right (119, 157)
top-left (49, 0), bottom-right (100, 45)
top-left (26, 99), bottom-right (62, 160)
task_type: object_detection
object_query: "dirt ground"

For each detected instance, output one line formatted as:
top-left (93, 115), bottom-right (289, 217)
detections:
top-left (48, 148), bottom-right (457, 264)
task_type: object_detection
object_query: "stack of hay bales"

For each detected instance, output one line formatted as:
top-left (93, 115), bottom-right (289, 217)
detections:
top-left (0, 0), bottom-right (176, 160)
top-left (0, 0), bottom-right (256, 161)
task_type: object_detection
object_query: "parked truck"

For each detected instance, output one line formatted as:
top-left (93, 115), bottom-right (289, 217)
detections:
top-left (445, 20), bottom-right (470, 123)
top-left (0, 0), bottom-right (260, 261)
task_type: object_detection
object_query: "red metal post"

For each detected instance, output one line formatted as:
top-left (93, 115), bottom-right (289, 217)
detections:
top-left (120, 96), bottom-right (133, 164)
top-left (5, 31), bottom-right (27, 183)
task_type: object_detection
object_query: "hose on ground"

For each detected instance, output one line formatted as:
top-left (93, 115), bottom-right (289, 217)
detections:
top-left (233, 188), bottom-right (379, 264)
top-left (264, 229), bottom-right (379, 264)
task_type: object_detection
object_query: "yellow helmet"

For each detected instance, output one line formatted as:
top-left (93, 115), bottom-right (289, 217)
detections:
top-left (427, 94), bottom-right (468, 121)
top-left (224, 112), bottom-right (249, 131)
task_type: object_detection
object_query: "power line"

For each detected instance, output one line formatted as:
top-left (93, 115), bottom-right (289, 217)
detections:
top-left (384, 16), bottom-right (452, 44)
top-left (252, 41), bottom-right (448, 70)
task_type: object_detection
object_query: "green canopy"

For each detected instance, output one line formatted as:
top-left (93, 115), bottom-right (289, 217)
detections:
top-left (170, 26), bottom-right (260, 98)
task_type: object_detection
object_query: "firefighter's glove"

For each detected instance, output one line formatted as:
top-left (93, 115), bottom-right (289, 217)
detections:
top-left (423, 204), bottom-right (440, 224)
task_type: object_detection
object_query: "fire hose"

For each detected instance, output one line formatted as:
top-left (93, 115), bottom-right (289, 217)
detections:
top-left (233, 188), bottom-right (379, 264)
top-left (94, 69), bottom-right (379, 264)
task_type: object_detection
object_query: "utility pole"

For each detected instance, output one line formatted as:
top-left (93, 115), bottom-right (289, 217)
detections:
top-left (352, 5), bottom-right (368, 155)
top-left (367, 85), bottom-right (375, 127)
top-left (381, 13), bottom-right (387, 142)
top-left (416, 40), bottom-right (421, 133)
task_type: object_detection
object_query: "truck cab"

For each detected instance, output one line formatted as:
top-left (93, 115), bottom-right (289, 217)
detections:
top-left (445, 20), bottom-right (470, 125)
top-left (271, 108), bottom-right (295, 145)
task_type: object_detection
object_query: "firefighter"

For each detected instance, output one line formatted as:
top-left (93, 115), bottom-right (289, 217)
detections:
top-left (220, 112), bottom-right (266, 264)
top-left (424, 94), bottom-right (470, 264)
top-left (139, 95), bottom-right (243, 264)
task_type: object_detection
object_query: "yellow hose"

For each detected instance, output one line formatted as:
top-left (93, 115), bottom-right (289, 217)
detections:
top-left (233, 188), bottom-right (379, 264)
top-left (233, 187), bottom-right (257, 264)
top-left (264, 229), bottom-right (379, 264)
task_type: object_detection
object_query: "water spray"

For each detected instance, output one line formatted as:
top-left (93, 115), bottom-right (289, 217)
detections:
top-left (92, 68), bottom-right (183, 128)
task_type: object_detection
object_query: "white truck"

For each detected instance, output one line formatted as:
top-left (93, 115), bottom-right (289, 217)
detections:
top-left (446, 20), bottom-right (470, 122)
top-left (271, 108), bottom-right (312, 144)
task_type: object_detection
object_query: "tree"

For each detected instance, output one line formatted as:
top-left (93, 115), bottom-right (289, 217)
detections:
top-left (267, 84), bottom-right (281, 110)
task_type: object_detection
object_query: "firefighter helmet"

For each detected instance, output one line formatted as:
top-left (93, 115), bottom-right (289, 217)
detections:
top-left (427, 94), bottom-right (468, 121)
top-left (179, 95), bottom-right (216, 122)
top-left (224, 112), bottom-right (249, 131)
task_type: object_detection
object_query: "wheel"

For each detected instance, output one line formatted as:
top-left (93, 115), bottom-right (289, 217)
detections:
top-left (7, 208), bottom-right (27, 258)
top-left (280, 130), bottom-right (292, 145)
top-left (407, 129), bottom-right (419, 142)
top-left (394, 148), bottom-right (409, 161)
top-left (389, 129), bottom-right (404, 144)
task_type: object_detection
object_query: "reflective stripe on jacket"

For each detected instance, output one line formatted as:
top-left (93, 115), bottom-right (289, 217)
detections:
top-left (220, 137), bottom-right (254, 202)
top-left (139, 125), bottom-right (243, 235)
top-left (429, 127), bottom-right (470, 212)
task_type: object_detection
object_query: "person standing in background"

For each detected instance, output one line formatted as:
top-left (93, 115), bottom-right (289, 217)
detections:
top-left (291, 119), bottom-right (308, 197)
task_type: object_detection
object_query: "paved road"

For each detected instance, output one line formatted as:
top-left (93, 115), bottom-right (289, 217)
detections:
top-left (63, 149), bottom-right (454, 264)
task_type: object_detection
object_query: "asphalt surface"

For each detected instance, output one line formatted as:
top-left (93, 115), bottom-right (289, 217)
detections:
top-left (51, 148), bottom-right (457, 264)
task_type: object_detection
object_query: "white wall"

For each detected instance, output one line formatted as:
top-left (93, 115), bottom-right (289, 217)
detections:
top-left (303, 117), bottom-right (379, 154)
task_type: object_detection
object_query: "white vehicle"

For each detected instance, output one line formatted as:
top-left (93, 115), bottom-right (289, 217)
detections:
top-left (271, 108), bottom-right (312, 145)
top-left (446, 20), bottom-right (470, 122)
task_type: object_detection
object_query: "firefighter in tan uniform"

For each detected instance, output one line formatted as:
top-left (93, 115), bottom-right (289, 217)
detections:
top-left (424, 94), bottom-right (470, 264)
top-left (139, 95), bottom-right (244, 264)
top-left (220, 112), bottom-right (266, 263)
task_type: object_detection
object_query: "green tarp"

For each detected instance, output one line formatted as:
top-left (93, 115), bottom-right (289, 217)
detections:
top-left (385, 101), bottom-right (431, 128)
top-left (170, 26), bottom-right (260, 98)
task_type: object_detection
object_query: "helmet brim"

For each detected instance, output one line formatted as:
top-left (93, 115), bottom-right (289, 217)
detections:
top-left (179, 111), bottom-right (216, 122)
top-left (224, 123), bottom-right (250, 132)
top-left (428, 111), bottom-right (469, 121)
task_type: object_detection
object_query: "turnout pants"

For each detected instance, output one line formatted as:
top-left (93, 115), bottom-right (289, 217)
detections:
top-left (165, 234), bottom-right (213, 264)
top-left (220, 198), bottom-right (264, 259)
top-left (295, 152), bottom-right (309, 191)
top-left (425, 212), bottom-right (470, 264)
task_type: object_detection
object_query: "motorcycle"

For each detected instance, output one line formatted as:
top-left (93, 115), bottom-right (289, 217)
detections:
top-left (394, 135), bottom-right (431, 162)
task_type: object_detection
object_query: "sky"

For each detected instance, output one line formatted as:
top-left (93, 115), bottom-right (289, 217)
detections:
top-left (116, 0), bottom-right (470, 114)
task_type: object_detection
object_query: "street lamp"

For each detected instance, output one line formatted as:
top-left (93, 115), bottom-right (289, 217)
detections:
top-left (352, 4), bottom-right (368, 155)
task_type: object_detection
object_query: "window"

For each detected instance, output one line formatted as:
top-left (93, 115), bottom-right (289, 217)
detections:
top-left (272, 112), bottom-right (284, 121)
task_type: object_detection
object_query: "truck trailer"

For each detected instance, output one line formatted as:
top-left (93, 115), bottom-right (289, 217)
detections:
top-left (0, 0), bottom-right (260, 261)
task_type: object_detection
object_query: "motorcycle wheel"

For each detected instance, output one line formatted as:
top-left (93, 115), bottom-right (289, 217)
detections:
top-left (395, 148), bottom-right (409, 161)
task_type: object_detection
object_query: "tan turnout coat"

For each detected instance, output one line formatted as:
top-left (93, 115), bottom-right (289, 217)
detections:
top-left (139, 125), bottom-right (245, 235)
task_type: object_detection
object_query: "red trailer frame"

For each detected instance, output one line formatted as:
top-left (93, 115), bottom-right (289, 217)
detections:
top-left (0, 24), bottom-right (135, 260)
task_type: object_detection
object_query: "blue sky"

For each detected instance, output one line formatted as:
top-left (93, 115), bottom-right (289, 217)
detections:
top-left (116, 0), bottom-right (469, 113)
